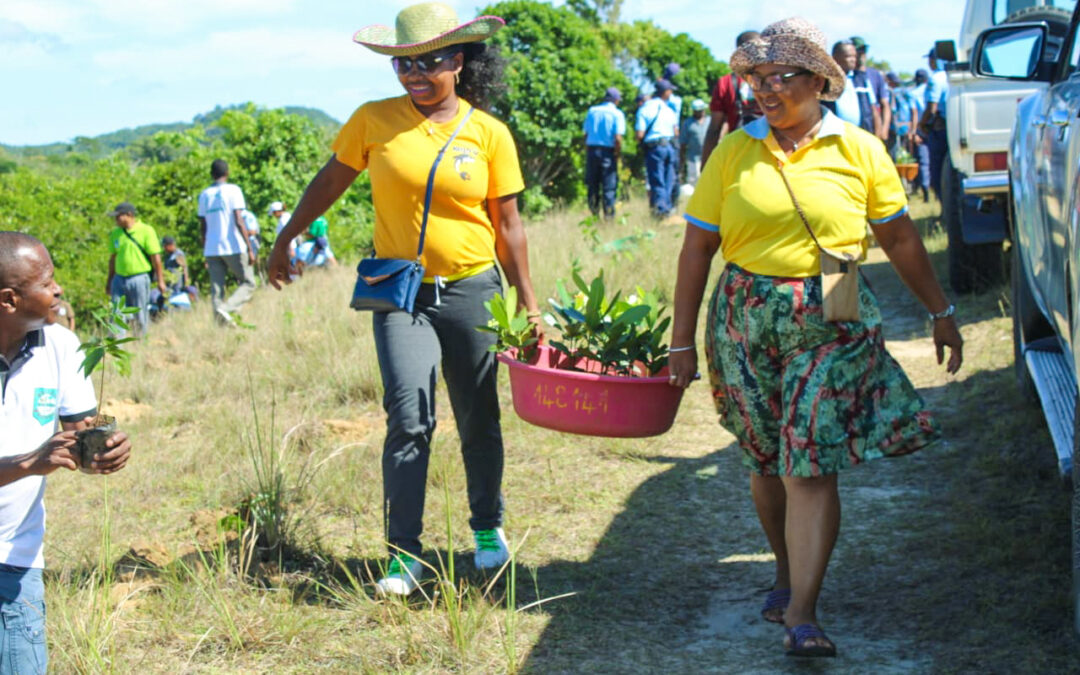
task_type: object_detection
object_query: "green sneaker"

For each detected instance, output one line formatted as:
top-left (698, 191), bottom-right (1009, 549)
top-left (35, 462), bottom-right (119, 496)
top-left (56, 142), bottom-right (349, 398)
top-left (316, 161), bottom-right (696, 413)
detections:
top-left (473, 528), bottom-right (509, 571)
top-left (375, 554), bottom-right (423, 596)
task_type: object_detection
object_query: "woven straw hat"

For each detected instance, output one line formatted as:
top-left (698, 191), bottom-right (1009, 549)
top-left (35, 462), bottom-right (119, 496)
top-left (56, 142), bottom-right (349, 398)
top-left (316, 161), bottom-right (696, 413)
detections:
top-left (353, 2), bottom-right (504, 56)
top-left (729, 17), bottom-right (845, 102)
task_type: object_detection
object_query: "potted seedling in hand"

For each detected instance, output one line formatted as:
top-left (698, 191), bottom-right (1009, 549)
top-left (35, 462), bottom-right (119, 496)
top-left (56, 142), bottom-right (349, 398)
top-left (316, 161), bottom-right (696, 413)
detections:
top-left (76, 300), bottom-right (137, 473)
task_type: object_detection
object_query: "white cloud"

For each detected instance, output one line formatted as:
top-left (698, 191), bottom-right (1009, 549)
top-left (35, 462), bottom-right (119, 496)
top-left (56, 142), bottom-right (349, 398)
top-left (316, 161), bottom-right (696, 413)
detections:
top-left (93, 27), bottom-right (379, 80)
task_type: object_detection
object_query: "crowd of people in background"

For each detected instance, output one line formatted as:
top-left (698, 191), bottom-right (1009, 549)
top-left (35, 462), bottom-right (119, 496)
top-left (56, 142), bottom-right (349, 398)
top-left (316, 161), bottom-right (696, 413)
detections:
top-left (95, 159), bottom-right (340, 335)
top-left (582, 30), bottom-right (950, 220)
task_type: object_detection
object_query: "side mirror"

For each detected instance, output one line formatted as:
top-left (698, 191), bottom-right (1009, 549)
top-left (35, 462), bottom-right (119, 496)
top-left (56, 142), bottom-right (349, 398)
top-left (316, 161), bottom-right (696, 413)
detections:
top-left (971, 22), bottom-right (1049, 81)
top-left (935, 40), bottom-right (958, 63)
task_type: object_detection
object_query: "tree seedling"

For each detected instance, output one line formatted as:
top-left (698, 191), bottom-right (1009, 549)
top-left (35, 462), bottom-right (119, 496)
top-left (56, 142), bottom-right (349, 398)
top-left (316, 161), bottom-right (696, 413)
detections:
top-left (75, 299), bottom-right (137, 471)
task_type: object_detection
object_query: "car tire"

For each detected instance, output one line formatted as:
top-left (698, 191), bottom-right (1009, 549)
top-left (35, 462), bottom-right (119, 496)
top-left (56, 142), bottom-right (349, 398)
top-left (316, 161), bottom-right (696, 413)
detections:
top-left (943, 157), bottom-right (1006, 294)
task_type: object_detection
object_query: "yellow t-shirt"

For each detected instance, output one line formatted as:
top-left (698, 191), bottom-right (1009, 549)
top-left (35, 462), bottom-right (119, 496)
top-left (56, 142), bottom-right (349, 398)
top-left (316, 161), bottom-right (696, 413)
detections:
top-left (684, 108), bottom-right (908, 277)
top-left (332, 96), bottom-right (525, 279)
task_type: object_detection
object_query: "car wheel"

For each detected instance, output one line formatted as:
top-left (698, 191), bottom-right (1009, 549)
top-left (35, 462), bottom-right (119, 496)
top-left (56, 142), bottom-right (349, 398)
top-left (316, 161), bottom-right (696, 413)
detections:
top-left (943, 158), bottom-right (1006, 294)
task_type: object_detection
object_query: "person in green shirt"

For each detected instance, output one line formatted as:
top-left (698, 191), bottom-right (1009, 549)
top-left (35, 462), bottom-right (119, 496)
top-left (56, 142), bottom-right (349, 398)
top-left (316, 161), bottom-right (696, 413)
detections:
top-left (105, 202), bottom-right (166, 335)
top-left (306, 216), bottom-right (337, 267)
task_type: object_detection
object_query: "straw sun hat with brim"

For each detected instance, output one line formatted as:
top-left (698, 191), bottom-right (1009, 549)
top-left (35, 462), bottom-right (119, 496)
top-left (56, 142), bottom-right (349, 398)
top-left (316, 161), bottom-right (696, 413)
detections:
top-left (729, 17), bottom-right (845, 102)
top-left (353, 2), bottom-right (504, 57)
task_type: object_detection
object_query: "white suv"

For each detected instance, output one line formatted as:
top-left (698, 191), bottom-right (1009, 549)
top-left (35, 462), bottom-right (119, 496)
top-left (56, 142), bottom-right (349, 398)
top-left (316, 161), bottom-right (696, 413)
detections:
top-left (935, 0), bottom-right (1073, 293)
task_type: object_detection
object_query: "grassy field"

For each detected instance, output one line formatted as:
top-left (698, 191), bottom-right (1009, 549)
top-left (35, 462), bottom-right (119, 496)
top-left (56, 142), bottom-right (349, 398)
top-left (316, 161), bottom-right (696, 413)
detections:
top-left (41, 196), bottom-right (1080, 673)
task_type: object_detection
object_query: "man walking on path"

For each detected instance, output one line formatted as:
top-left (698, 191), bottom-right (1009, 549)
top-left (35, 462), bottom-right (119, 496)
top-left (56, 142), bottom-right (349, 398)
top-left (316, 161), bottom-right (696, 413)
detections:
top-left (887, 72), bottom-right (918, 161)
top-left (636, 79), bottom-right (679, 218)
top-left (105, 201), bottom-right (166, 336)
top-left (852, 36), bottom-right (890, 142)
top-left (681, 99), bottom-right (710, 187)
top-left (583, 86), bottom-right (626, 219)
top-left (702, 30), bottom-right (762, 165)
top-left (921, 49), bottom-right (950, 202)
top-left (910, 69), bottom-right (931, 202)
top-left (0, 231), bottom-right (132, 673)
top-left (198, 159), bottom-right (256, 327)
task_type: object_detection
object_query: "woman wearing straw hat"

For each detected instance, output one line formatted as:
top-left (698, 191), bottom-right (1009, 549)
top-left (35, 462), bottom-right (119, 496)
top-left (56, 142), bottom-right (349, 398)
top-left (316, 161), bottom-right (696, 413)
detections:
top-left (267, 2), bottom-right (541, 597)
top-left (667, 18), bottom-right (963, 657)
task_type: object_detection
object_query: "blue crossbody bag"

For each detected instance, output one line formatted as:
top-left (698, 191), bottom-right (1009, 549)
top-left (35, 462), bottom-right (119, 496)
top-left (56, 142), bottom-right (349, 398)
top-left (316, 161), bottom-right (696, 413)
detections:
top-left (350, 108), bottom-right (474, 313)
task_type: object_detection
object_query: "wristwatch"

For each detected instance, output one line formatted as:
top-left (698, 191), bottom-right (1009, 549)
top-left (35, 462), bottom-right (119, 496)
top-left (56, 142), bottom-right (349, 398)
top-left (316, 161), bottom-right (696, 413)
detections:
top-left (928, 304), bottom-right (956, 321)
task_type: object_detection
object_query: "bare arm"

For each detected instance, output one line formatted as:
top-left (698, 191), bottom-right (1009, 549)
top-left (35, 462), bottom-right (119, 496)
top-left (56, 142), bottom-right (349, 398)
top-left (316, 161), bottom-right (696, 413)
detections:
top-left (669, 224), bottom-right (722, 388)
top-left (878, 100), bottom-right (891, 141)
top-left (871, 214), bottom-right (963, 373)
top-left (701, 115), bottom-right (724, 166)
top-left (919, 101), bottom-right (939, 130)
top-left (150, 253), bottom-right (167, 293)
top-left (106, 254), bottom-right (116, 295)
top-left (177, 252), bottom-right (190, 287)
top-left (490, 194), bottom-right (541, 330)
top-left (233, 209), bottom-right (254, 264)
top-left (267, 156), bottom-right (360, 289)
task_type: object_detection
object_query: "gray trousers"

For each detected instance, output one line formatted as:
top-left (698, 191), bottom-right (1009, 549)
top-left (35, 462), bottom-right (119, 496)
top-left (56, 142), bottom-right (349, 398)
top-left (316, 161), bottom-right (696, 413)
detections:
top-left (110, 273), bottom-right (150, 335)
top-left (207, 253), bottom-right (256, 315)
top-left (372, 267), bottom-right (504, 558)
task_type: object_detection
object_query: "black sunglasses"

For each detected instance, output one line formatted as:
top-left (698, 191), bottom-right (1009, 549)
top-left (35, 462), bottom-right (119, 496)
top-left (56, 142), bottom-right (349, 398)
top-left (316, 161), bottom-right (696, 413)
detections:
top-left (391, 49), bottom-right (461, 75)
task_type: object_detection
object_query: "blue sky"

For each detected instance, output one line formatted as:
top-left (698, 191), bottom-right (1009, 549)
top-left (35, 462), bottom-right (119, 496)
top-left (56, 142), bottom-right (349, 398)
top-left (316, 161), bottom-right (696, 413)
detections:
top-left (1, 0), bottom-right (963, 146)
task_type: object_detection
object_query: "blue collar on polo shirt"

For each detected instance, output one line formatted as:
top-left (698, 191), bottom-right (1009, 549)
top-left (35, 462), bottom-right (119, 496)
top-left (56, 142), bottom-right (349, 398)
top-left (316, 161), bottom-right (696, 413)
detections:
top-left (0, 328), bottom-right (45, 401)
top-left (743, 106), bottom-right (844, 142)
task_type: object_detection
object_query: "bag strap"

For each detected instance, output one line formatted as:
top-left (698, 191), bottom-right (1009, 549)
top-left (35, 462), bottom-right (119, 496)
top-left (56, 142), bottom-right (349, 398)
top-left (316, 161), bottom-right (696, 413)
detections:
top-left (777, 161), bottom-right (857, 262)
top-left (120, 228), bottom-right (153, 269)
top-left (416, 107), bottom-right (475, 259)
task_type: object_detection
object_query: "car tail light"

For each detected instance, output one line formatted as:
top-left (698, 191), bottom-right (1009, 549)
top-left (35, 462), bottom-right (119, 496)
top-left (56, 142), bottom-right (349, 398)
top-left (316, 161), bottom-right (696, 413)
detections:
top-left (973, 152), bottom-right (1008, 172)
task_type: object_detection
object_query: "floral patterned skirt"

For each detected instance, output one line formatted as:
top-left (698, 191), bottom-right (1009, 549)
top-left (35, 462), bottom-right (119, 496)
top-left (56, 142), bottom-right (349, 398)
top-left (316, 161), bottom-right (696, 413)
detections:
top-left (704, 263), bottom-right (940, 477)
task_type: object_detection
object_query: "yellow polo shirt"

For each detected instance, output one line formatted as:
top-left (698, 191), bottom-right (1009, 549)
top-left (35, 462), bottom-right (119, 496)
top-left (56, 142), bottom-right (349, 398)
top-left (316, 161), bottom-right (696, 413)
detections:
top-left (332, 96), bottom-right (525, 280)
top-left (684, 108), bottom-right (908, 278)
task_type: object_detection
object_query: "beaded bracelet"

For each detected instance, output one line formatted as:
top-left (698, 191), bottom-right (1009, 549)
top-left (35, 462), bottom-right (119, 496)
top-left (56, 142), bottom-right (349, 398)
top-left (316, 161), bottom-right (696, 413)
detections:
top-left (668, 345), bottom-right (696, 353)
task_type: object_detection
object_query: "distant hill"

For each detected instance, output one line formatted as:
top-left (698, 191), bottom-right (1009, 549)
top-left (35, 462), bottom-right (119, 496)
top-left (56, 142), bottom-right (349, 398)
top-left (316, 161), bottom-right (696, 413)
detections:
top-left (0, 104), bottom-right (340, 160)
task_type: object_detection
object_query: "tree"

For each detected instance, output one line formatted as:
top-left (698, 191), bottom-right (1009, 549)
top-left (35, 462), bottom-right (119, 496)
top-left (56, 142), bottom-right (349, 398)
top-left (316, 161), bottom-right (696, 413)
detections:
top-left (567, 0), bottom-right (623, 24)
top-left (602, 20), bottom-right (725, 115)
top-left (482, 1), bottom-right (631, 206)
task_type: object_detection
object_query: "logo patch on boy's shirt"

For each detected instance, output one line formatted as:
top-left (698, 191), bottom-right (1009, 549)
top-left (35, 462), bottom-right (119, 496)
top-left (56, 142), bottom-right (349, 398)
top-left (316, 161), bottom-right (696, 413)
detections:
top-left (32, 388), bottom-right (58, 426)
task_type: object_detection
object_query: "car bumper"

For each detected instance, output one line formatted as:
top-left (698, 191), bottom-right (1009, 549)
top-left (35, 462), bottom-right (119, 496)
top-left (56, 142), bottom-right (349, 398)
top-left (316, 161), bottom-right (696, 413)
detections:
top-left (963, 171), bottom-right (1009, 196)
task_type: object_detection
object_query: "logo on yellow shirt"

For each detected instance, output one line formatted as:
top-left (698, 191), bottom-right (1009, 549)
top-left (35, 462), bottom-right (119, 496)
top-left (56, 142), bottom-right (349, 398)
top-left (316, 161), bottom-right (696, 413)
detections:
top-left (452, 146), bottom-right (478, 181)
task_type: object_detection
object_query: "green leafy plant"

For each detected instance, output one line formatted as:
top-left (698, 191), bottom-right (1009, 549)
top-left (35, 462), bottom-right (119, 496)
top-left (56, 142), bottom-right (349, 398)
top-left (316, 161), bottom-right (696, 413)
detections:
top-left (545, 268), bottom-right (670, 376)
top-left (476, 285), bottom-right (539, 362)
top-left (77, 299), bottom-right (138, 424)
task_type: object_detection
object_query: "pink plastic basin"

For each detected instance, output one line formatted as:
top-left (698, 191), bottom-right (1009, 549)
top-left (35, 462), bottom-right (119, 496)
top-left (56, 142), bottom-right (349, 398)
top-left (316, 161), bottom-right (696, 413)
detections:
top-left (497, 345), bottom-right (685, 438)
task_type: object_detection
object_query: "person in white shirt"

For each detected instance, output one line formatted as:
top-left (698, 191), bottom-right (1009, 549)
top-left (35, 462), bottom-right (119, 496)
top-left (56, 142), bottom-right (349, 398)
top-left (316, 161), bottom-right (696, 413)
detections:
top-left (198, 159), bottom-right (256, 327)
top-left (635, 78), bottom-right (681, 217)
top-left (268, 201), bottom-right (300, 262)
top-left (0, 231), bottom-right (132, 673)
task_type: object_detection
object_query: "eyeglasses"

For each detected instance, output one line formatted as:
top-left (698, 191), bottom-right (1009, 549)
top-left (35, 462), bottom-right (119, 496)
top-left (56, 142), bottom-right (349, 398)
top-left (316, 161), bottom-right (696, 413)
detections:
top-left (391, 49), bottom-right (460, 75)
top-left (745, 70), bottom-right (812, 92)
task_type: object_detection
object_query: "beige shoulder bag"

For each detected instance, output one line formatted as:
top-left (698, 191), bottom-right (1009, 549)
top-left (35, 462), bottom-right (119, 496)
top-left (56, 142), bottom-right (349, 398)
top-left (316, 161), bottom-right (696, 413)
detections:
top-left (776, 161), bottom-right (860, 322)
